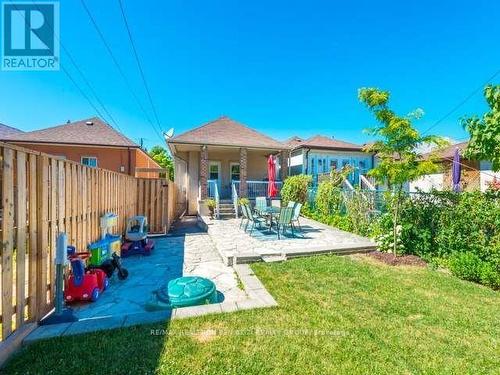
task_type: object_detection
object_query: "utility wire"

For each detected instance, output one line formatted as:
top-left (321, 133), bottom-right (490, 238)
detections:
top-left (15, 3), bottom-right (120, 130)
top-left (421, 68), bottom-right (500, 135)
top-left (79, 0), bottom-right (160, 137)
top-left (117, 0), bottom-right (164, 140)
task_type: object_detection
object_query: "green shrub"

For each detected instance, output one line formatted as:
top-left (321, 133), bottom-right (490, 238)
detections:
top-left (315, 181), bottom-right (342, 216)
top-left (480, 262), bottom-right (500, 289)
top-left (448, 252), bottom-right (483, 283)
top-left (281, 175), bottom-right (312, 206)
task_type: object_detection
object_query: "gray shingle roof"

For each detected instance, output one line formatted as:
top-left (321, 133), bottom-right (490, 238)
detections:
top-left (169, 116), bottom-right (285, 149)
top-left (287, 135), bottom-right (363, 151)
top-left (0, 123), bottom-right (24, 139)
top-left (4, 117), bottom-right (139, 147)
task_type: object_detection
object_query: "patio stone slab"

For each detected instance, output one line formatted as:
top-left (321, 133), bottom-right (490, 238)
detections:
top-left (62, 316), bottom-right (125, 336)
top-left (123, 310), bottom-right (173, 327)
top-left (23, 322), bottom-right (73, 344)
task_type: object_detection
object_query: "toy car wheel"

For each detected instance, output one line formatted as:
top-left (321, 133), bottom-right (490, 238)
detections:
top-left (118, 268), bottom-right (129, 280)
top-left (103, 276), bottom-right (110, 290)
top-left (91, 288), bottom-right (100, 302)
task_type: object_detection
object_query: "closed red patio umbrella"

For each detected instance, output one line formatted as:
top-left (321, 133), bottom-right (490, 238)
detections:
top-left (267, 155), bottom-right (278, 198)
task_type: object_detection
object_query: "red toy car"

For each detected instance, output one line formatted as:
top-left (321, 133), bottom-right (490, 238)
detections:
top-left (64, 252), bottom-right (109, 303)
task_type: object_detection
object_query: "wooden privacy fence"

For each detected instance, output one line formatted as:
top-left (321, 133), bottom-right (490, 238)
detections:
top-left (0, 143), bottom-right (176, 342)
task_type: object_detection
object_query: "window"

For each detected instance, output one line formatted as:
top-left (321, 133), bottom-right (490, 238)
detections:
top-left (209, 164), bottom-right (219, 180)
top-left (230, 163), bottom-right (240, 181)
top-left (81, 156), bottom-right (98, 168)
top-left (330, 160), bottom-right (338, 170)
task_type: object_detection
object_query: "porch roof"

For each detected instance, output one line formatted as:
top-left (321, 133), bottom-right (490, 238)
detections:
top-left (168, 116), bottom-right (285, 151)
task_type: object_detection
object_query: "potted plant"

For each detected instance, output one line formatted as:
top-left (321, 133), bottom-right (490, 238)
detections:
top-left (206, 199), bottom-right (216, 218)
top-left (238, 197), bottom-right (250, 206)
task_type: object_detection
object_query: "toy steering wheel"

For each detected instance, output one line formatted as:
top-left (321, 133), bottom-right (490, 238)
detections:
top-left (68, 252), bottom-right (91, 260)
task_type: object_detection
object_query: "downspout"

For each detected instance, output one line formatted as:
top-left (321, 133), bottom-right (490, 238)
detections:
top-left (128, 147), bottom-right (132, 176)
top-left (304, 148), bottom-right (311, 174)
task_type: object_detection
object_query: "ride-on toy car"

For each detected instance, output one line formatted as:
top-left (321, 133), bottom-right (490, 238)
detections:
top-left (121, 216), bottom-right (154, 257)
top-left (64, 250), bottom-right (109, 303)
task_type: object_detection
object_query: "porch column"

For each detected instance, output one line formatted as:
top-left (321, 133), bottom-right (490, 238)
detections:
top-left (239, 147), bottom-right (248, 197)
top-left (200, 145), bottom-right (208, 199)
top-left (280, 150), bottom-right (289, 181)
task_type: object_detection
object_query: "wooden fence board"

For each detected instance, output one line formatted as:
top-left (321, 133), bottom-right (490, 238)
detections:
top-left (15, 151), bottom-right (27, 329)
top-left (27, 154), bottom-right (37, 321)
top-left (2, 148), bottom-right (14, 338)
top-left (36, 156), bottom-right (49, 316)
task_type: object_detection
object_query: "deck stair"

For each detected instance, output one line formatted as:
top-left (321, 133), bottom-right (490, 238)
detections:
top-left (218, 199), bottom-right (236, 218)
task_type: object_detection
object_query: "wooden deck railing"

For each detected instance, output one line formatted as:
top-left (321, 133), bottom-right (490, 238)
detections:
top-left (0, 142), bottom-right (176, 342)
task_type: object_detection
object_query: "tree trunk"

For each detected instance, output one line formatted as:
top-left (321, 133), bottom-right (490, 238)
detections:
top-left (392, 186), bottom-right (402, 255)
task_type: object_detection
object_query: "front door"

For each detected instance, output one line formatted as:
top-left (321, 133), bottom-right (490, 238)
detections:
top-left (208, 161), bottom-right (221, 196)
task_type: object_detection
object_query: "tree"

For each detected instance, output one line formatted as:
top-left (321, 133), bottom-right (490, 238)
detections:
top-left (358, 87), bottom-right (446, 254)
top-left (148, 146), bottom-right (174, 180)
top-left (463, 84), bottom-right (500, 171)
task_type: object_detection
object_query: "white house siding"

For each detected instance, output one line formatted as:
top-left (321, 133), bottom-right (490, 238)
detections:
top-left (409, 173), bottom-right (444, 193)
top-left (306, 150), bottom-right (373, 186)
top-left (479, 161), bottom-right (500, 191)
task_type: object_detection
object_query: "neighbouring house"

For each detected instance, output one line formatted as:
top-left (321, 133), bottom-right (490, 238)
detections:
top-left (1, 117), bottom-right (162, 178)
top-left (167, 116), bottom-right (288, 216)
top-left (286, 135), bottom-right (375, 187)
top-left (411, 141), bottom-right (500, 192)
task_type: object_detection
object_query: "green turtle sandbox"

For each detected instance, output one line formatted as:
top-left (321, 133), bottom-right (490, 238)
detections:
top-left (146, 276), bottom-right (218, 311)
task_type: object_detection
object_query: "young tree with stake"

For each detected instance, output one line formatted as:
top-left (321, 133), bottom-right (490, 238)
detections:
top-left (358, 87), bottom-right (446, 254)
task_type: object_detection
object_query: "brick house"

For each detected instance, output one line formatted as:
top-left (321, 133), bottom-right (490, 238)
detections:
top-left (1, 117), bottom-right (161, 178)
top-left (167, 116), bottom-right (288, 215)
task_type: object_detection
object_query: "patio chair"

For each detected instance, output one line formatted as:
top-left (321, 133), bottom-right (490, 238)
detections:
top-left (291, 202), bottom-right (303, 231)
top-left (239, 204), bottom-right (249, 229)
top-left (244, 204), bottom-right (266, 234)
top-left (287, 201), bottom-right (296, 208)
top-left (255, 196), bottom-right (267, 215)
top-left (271, 199), bottom-right (281, 208)
top-left (276, 207), bottom-right (294, 239)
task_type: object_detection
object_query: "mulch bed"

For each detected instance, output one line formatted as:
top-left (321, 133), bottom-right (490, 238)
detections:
top-left (367, 251), bottom-right (427, 267)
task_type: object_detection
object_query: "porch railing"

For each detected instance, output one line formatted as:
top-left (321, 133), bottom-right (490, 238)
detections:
top-left (359, 174), bottom-right (376, 191)
top-left (207, 179), bottom-right (220, 218)
top-left (231, 180), bottom-right (283, 199)
top-left (232, 182), bottom-right (239, 218)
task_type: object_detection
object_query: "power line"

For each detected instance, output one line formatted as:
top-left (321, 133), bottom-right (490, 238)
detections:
top-left (14, 2), bottom-right (120, 130)
top-left (116, 0), bottom-right (164, 140)
top-left (61, 66), bottom-right (108, 120)
top-left (79, 0), bottom-right (160, 137)
top-left (421, 68), bottom-right (500, 135)
top-left (25, 2), bottom-right (124, 133)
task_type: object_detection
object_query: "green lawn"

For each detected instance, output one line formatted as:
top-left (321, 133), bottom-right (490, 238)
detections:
top-left (4, 255), bottom-right (499, 375)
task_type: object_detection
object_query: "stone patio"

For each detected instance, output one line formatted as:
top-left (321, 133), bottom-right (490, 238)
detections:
top-left (25, 217), bottom-right (276, 343)
top-left (202, 215), bottom-right (377, 265)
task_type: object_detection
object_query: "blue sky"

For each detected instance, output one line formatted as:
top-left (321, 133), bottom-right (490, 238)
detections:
top-left (1, 0), bottom-right (499, 150)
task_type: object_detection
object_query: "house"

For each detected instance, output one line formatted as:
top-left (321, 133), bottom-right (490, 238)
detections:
top-left (2, 117), bottom-right (162, 178)
top-left (286, 135), bottom-right (375, 186)
top-left (411, 141), bottom-right (500, 192)
top-left (167, 116), bottom-right (288, 216)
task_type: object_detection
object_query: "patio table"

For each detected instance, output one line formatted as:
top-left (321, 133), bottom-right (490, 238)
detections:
top-left (256, 206), bottom-right (281, 232)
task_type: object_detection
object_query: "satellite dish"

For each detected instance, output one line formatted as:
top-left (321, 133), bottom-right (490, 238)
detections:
top-left (163, 128), bottom-right (174, 142)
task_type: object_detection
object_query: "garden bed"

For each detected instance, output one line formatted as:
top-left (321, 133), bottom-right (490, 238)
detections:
top-left (367, 250), bottom-right (427, 267)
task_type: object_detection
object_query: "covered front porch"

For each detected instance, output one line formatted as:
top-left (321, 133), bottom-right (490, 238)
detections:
top-left (200, 145), bottom-right (287, 200)
top-left (171, 143), bottom-right (288, 215)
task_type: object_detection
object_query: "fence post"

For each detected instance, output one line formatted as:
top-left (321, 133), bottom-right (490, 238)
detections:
top-left (36, 155), bottom-right (49, 319)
